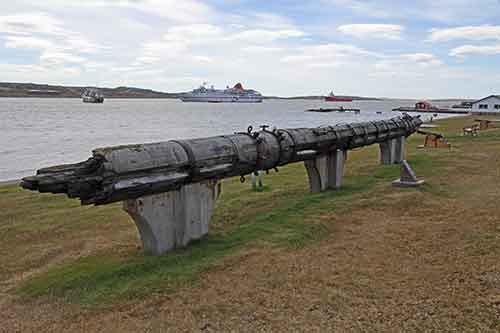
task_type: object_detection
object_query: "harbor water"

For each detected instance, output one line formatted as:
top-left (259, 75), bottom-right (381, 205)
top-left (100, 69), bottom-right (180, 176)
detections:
top-left (0, 98), bottom-right (461, 181)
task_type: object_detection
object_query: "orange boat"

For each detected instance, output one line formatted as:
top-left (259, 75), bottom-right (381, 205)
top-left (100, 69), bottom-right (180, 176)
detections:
top-left (324, 91), bottom-right (352, 102)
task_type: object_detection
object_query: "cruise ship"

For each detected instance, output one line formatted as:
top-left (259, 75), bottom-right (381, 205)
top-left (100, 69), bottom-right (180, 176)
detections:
top-left (181, 83), bottom-right (263, 103)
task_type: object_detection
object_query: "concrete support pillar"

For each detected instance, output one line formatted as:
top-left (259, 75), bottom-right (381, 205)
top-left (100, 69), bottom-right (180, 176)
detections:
top-left (327, 149), bottom-right (346, 189)
top-left (304, 150), bottom-right (346, 193)
top-left (393, 136), bottom-right (405, 163)
top-left (379, 137), bottom-right (405, 165)
top-left (123, 180), bottom-right (221, 255)
top-left (379, 139), bottom-right (396, 164)
top-left (305, 155), bottom-right (328, 193)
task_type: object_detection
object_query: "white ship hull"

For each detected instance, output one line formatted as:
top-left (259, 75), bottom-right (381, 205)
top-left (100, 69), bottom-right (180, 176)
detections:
top-left (181, 96), bottom-right (263, 103)
top-left (181, 83), bottom-right (263, 103)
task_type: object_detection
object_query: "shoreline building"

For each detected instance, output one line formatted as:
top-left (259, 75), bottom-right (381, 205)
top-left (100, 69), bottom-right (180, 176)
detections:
top-left (471, 95), bottom-right (500, 113)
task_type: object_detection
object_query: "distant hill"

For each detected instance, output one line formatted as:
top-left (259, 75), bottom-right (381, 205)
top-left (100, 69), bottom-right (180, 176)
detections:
top-left (429, 98), bottom-right (475, 102)
top-left (264, 95), bottom-right (382, 101)
top-left (0, 81), bottom-right (383, 100)
top-left (0, 82), bottom-right (181, 98)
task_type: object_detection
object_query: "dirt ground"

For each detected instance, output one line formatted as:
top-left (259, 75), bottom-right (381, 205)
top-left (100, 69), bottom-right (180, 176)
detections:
top-left (1, 116), bottom-right (499, 332)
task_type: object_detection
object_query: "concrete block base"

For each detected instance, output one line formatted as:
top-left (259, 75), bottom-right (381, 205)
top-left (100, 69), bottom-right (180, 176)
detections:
top-left (123, 180), bottom-right (221, 255)
top-left (304, 149), bottom-right (346, 193)
top-left (392, 160), bottom-right (424, 187)
top-left (392, 179), bottom-right (425, 187)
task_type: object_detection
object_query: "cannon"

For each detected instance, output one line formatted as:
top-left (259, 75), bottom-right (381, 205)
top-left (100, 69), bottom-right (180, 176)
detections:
top-left (21, 115), bottom-right (422, 254)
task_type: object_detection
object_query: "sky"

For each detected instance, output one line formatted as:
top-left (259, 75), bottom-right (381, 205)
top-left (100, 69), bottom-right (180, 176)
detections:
top-left (0, 0), bottom-right (499, 98)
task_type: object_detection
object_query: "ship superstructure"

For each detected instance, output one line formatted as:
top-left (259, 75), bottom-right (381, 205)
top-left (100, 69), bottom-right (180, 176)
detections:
top-left (181, 83), bottom-right (263, 103)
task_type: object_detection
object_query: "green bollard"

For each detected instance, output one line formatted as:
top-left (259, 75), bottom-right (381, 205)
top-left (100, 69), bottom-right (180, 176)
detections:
top-left (251, 171), bottom-right (263, 191)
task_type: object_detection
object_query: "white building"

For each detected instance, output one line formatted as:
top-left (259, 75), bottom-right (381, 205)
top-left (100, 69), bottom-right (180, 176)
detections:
top-left (471, 95), bottom-right (500, 112)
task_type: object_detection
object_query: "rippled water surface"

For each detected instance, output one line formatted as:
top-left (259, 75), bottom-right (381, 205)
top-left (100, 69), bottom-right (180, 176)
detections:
top-left (0, 98), bottom-right (458, 181)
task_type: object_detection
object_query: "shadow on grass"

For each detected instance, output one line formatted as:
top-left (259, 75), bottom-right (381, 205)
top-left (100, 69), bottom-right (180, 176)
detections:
top-left (18, 162), bottom-right (425, 305)
top-left (251, 185), bottom-right (272, 193)
top-left (446, 130), bottom-right (500, 142)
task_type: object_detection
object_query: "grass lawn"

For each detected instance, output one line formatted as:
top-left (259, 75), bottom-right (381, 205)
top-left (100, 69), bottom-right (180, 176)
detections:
top-left (1, 115), bottom-right (499, 331)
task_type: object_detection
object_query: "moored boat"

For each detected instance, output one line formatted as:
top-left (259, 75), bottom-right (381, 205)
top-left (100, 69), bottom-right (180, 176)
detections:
top-left (82, 88), bottom-right (104, 103)
top-left (306, 107), bottom-right (360, 113)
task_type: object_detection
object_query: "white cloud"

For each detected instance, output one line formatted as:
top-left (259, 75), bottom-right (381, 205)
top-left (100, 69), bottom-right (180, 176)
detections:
top-left (306, 62), bottom-right (344, 69)
top-left (133, 56), bottom-right (161, 65)
top-left (133, 24), bottom-right (223, 64)
top-left (32, 0), bottom-right (215, 23)
top-left (449, 44), bottom-right (500, 57)
top-left (0, 63), bottom-right (48, 74)
top-left (4, 35), bottom-right (89, 67)
top-left (139, 40), bottom-right (189, 61)
top-left (4, 36), bottom-right (55, 50)
top-left (60, 67), bottom-right (82, 75)
top-left (420, 0), bottom-right (500, 23)
top-left (1, 0), bottom-right (497, 98)
top-left (281, 43), bottom-right (378, 65)
top-left (40, 51), bottom-right (86, 65)
top-left (400, 53), bottom-right (442, 66)
top-left (428, 25), bottom-right (500, 42)
top-left (0, 10), bottom-right (108, 76)
top-left (327, 0), bottom-right (500, 23)
top-left (83, 61), bottom-right (113, 72)
top-left (0, 63), bottom-right (83, 84)
top-left (249, 12), bottom-right (297, 30)
top-left (229, 29), bottom-right (306, 43)
top-left (371, 52), bottom-right (442, 79)
top-left (0, 12), bottom-right (107, 54)
top-left (192, 55), bottom-right (213, 63)
top-left (163, 24), bottom-right (223, 42)
top-left (327, 0), bottom-right (390, 18)
top-left (3, 34), bottom-right (106, 55)
top-left (0, 12), bottom-right (65, 36)
top-left (337, 24), bottom-right (404, 40)
top-left (241, 46), bottom-right (284, 53)
top-left (65, 37), bottom-right (108, 54)
top-left (133, 24), bottom-right (306, 71)
top-left (115, 0), bottom-right (214, 22)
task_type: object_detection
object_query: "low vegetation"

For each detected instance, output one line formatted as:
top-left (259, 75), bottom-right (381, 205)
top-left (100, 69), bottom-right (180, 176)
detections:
top-left (1, 115), bottom-right (499, 331)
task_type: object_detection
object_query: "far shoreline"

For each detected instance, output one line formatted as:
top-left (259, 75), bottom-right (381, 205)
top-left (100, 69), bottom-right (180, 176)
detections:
top-left (0, 96), bottom-right (383, 101)
top-left (0, 179), bottom-right (20, 186)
